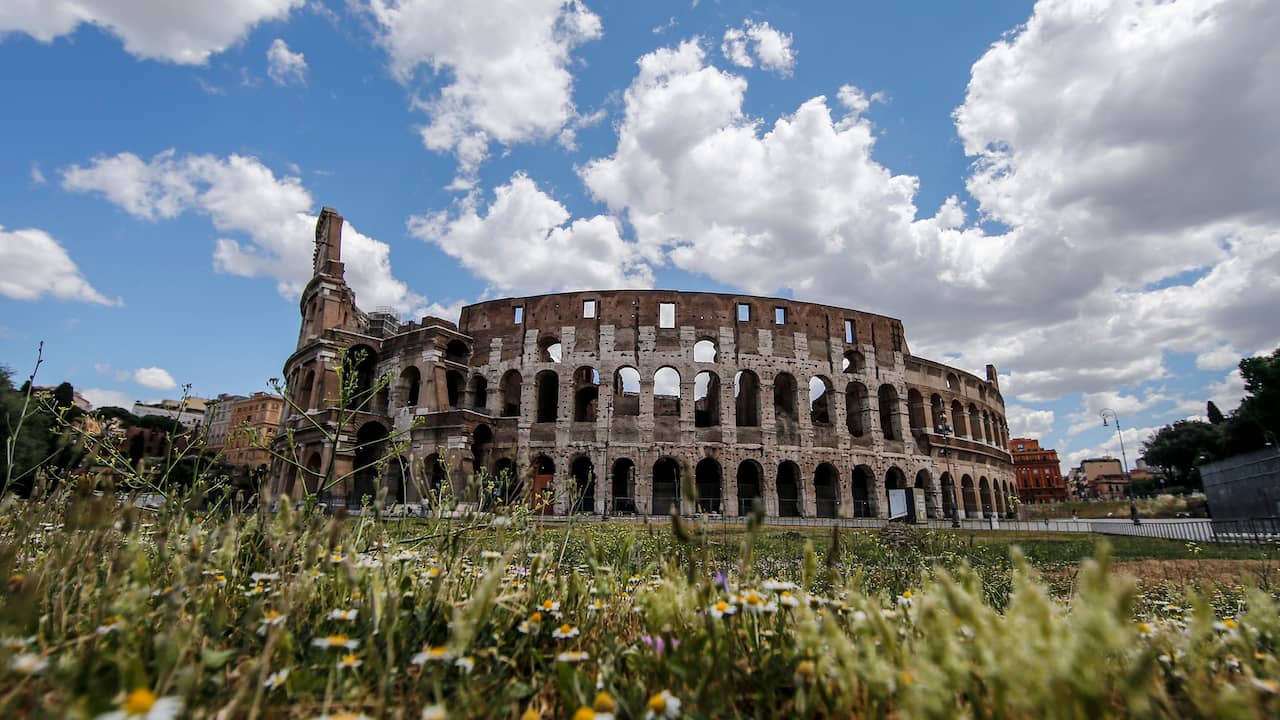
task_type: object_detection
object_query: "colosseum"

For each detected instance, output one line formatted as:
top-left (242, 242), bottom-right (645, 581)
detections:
top-left (269, 208), bottom-right (1018, 521)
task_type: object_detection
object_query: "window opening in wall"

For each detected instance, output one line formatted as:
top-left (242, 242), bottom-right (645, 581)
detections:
top-left (583, 299), bottom-right (596, 319)
top-left (659, 302), bottom-right (676, 329)
top-left (809, 376), bottom-right (832, 425)
top-left (539, 336), bottom-right (562, 363)
top-left (774, 307), bottom-right (786, 325)
top-left (693, 339), bottom-right (717, 363)
top-left (514, 306), bottom-right (524, 324)
top-left (734, 370), bottom-right (761, 427)
top-left (891, 325), bottom-right (903, 352)
top-left (694, 371), bottom-right (720, 427)
top-left (844, 319), bottom-right (855, 344)
top-left (653, 367), bottom-right (681, 416)
top-left (737, 303), bottom-right (750, 322)
top-left (614, 366), bottom-right (641, 416)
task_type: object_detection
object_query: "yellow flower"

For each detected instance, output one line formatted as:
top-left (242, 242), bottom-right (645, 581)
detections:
top-left (1223, 618), bottom-right (1238, 630)
top-left (520, 708), bottom-right (540, 720)
top-left (593, 691), bottom-right (617, 713)
top-left (337, 653), bottom-right (362, 670)
top-left (99, 688), bottom-right (183, 719)
top-left (898, 670), bottom-right (914, 687)
top-left (644, 690), bottom-right (680, 720)
top-left (312, 634), bottom-right (359, 650)
top-left (1137, 622), bottom-right (1153, 636)
top-left (710, 600), bottom-right (736, 619)
top-left (552, 623), bottom-right (580, 639)
top-left (572, 708), bottom-right (596, 720)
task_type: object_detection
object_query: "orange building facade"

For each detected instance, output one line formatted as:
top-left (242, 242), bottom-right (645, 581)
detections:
top-left (1012, 437), bottom-right (1067, 503)
top-left (222, 392), bottom-right (285, 474)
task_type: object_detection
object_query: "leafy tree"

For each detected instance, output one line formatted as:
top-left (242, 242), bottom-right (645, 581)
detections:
top-left (95, 406), bottom-right (141, 427)
top-left (1141, 419), bottom-right (1222, 489)
top-left (1206, 401), bottom-right (1225, 425)
top-left (138, 414), bottom-right (186, 435)
top-left (1235, 347), bottom-right (1280, 442)
top-left (1, 367), bottom-right (55, 497)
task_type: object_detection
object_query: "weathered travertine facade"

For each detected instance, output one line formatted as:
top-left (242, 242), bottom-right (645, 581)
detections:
top-left (270, 208), bottom-right (1017, 519)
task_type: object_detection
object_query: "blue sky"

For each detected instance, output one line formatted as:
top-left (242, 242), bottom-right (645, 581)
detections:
top-left (2, 0), bottom-right (1277, 472)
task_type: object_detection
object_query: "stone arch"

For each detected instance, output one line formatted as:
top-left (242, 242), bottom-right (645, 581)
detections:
top-left (384, 456), bottom-right (408, 505)
top-left (352, 421), bottom-right (389, 508)
top-left (951, 399), bottom-right (969, 438)
top-left (846, 381), bottom-right (869, 437)
top-left (946, 373), bottom-right (960, 392)
top-left (735, 370), bottom-right (761, 427)
top-left (573, 366), bottom-right (600, 422)
top-left (736, 460), bottom-right (763, 515)
top-left (611, 458), bottom-right (636, 513)
top-left (979, 476), bottom-right (994, 516)
top-left (652, 457), bottom-right (681, 515)
top-left (695, 457), bottom-right (723, 513)
top-left (878, 384), bottom-right (901, 440)
top-left (842, 349), bottom-right (865, 374)
top-left (914, 468), bottom-right (937, 517)
top-left (694, 370), bottom-right (721, 427)
top-left (538, 335), bottom-right (562, 363)
top-left (344, 344), bottom-right (378, 408)
top-left (471, 424), bottom-right (494, 480)
top-left (298, 368), bottom-right (316, 410)
top-left (961, 474), bottom-right (978, 516)
top-left (570, 455), bottom-right (595, 514)
top-left (907, 388), bottom-right (926, 431)
top-left (774, 372), bottom-right (799, 443)
top-left (930, 393), bottom-right (945, 429)
top-left (940, 471), bottom-right (956, 519)
top-left (401, 366), bottom-right (422, 407)
top-left (304, 451), bottom-right (323, 495)
top-left (469, 373), bottom-right (488, 411)
top-left (694, 338), bottom-right (717, 363)
top-left (445, 369), bottom-right (464, 409)
top-left (653, 367), bottom-right (681, 417)
top-left (614, 366), bottom-right (641, 416)
top-left (983, 412), bottom-right (995, 445)
top-left (809, 375), bottom-right (834, 426)
top-left (884, 466), bottom-right (908, 517)
top-left (493, 457), bottom-right (520, 505)
top-left (500, 370), bottom-right (522, 417)
top-left (445, 339), bottom-right (471, 364)
top-left (814, 463), bottom-right (840, 518)
top-left (851, 465), bottom-right (874, 517)
top-left (535, 370), bottom-right (558, 423)
top-left (969, 403), bottom-right (984, 443)
top-left (531, 454), bottom-right (556, 514)
top-left (776, 460), bottom-right (801, 517)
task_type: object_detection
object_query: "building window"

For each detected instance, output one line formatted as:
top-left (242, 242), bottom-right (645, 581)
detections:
top-left (514, 306), bottom-right (524, 324)
top-left (737, 303), bottom-right (750, 322)
top-left (844, 319), bottom-right (855, 344)
top-left (774, 307), bottom-right (786, 325)
top-left (659, 302), bottom-right (676, 329)
top-left (583, 299), bottom-right (596, 319)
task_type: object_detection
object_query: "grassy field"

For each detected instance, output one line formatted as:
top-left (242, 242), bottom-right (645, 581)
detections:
top-left (1019, 495), bottom-right (1209, 519)
top-left (3, 492), bottom-right (1279, 719)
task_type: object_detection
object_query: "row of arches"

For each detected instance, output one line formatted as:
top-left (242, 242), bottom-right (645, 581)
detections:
top-left (534, 336), bottom-right (871, 376)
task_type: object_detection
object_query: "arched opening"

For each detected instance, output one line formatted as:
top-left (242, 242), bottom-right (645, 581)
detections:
top-left (614, 366), bottom-right (641, 416)
top-left (573, 366), bottom-right (600, 422)
top-left (344, 344), bottom-right (378, 410)
top-left (304, 451), bottom-right (323, 495)
top-left (538, 336), bottom-right (562, 363)
top-left (915, 469), bottom-right (935, 517)
top-left (930, 394), bottom-right (945, 429)
top-left (352, 422), bottom-right (389, 508)
top-left (852, 465), bottom-right (874, 517)
top-left (694, 371), bottom-right (720, 427)
top-left (940, 472), bottom-right (955, 518)
top-left (776, 461), bottom-right (801, 517)
top-left (472, 424), bottom-right (493, 480)
top-left (422, 453), bottom-right (450, 504)
top-left (694, 339), bottom-right (717, 363)
top-left (983, 413), bottom-right (994, 446)
top-left (842, 349), bottom-right (865, 374)
top-left (653, 367), bottom-right (681, 417)
top-left (469, 374), bottom-right (488, 411)
top-left (736, 460), bottom-right (763, 515)
top-left (734, 370), bottom-right (761, 427)
top-left (570, 456), bottom-right (595, 514)
top-left (384, 457), bottom-right (407, 505)
top-left (445, 339), bottom-right (471, 364)
top-left (299, 368), bottom-right (316, 411)
top-left (884, 466), bottom-right (907, 519)
top-left (535, 370), bottom-right (559, 423)
top-left (401, 366), bottom-right (422, 407)
top-left (946, 373), bottom-right (960, 392)
top-left (878, 384), bottom-right (901, 440)
top-left (531, 454), bottom-right (556, 514)
top-left (493, 457), bottom-right (519, 505)
top-left (652, 458), bottom-right (680, 515)
top-left (907, 389), bottom-right (926, 431)
top-left (774, 373), bottom-right (798, 443)
top-left (611, 459), bottom-right (636, 513)
top-left (969, 404), bottom-right (984, 443)
top-left (814, 463), bottom-right (839, 518)
top-left (980, 476), bottom-right (993, 516)
top-left (961, 474), bottom-right (978, 516)
top-left (500, 370), bottom-right (522, 417)
top-left (951, 400), bottom-right (969, 438)
top-left (809, 376), bottom-right (833, 426)
top-left (445, 370), bottom-right (464, 409)
top-left (694, 457), bottom-right (722, 513)
top-left (846, 381), bottom-right (868, 437)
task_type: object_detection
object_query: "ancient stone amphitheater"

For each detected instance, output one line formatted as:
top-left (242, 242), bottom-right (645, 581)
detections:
top-left (270, 208), bottom-right (1017, 520)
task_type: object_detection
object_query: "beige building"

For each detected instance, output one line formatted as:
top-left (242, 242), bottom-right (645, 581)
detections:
top-left (1080, 457), bottom-right (1129, 499)
top-left (202, 393), bottom-right (246, 452)
top-left (223, 392), bottom-right (284, 473)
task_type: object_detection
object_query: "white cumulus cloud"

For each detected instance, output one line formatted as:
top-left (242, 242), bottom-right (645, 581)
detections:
top-left (80, 387), bottom-right (134, 410)
top-left (133, 366), bottom-right (177, 391)
top-left (1006, 404), bottom-right (1055, 440)
top-left (0, 0), bottom-right (303, 64)
top-left (266, 38), bottom-right (307, 85)
top-left (363, 0), bottom-right (603, 186)
top-left (0, 225), bottom-right (120, 306)
top-left (721, 19), bottom-right (795, 75)
top-left (62, 150), bottom-right (435, 314)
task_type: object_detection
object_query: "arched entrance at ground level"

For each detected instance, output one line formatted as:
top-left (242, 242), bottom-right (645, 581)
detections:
top-left (652, 458), bottom-right (680, 515)
top-left (851, 465), bottom-right (874, 517)
top-left (776, 461), bottom-right (801, 517)
top-left (383, 456), bottom-right (407, 505)
top-left (915, 469), bottom-right (936, 518)
top-left (351, 422), bottom-right (389, 508)
top-left (979, 476), bottom-right (993, 516)
top-left (531, 455), bottom-right (556, 515)
top-left (940, 472), bottom-right (955, 518)
top-left (736, 460), bottom-right (763, 515)
top-left (961, 474), bottom-right (978, 516)
top-left (814, 463), bottom-right (839, 518)
top-left (611, 459), bottom-right (636, 514)
top-left (421, 453), bottom-right (450, 504)
top-left (304, 452), bottom-right (323, 495)
top-left (492, 457), bottom-right (519, 506)
top-left (695, 458), bottom-right (722, 513)
top-left (472, 424), bottom-right (493, 480)
top-left (883, 466), bottom-right (908, 519)
top-left (570, 456), bottom-right (595, 514)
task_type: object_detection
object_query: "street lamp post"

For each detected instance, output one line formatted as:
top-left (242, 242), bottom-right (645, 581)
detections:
top-left (936, 407), bottom-right (960, 528)
top-left (1100, 408), bottom-right (1130, 497)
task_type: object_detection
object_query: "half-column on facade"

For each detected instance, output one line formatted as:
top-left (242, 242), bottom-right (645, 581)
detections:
top-left (269, 208), bottom-right (1018, 519)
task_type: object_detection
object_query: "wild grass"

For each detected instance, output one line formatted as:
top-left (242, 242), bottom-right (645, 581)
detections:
top-left (3, 487), bottom-right (1280, 719)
